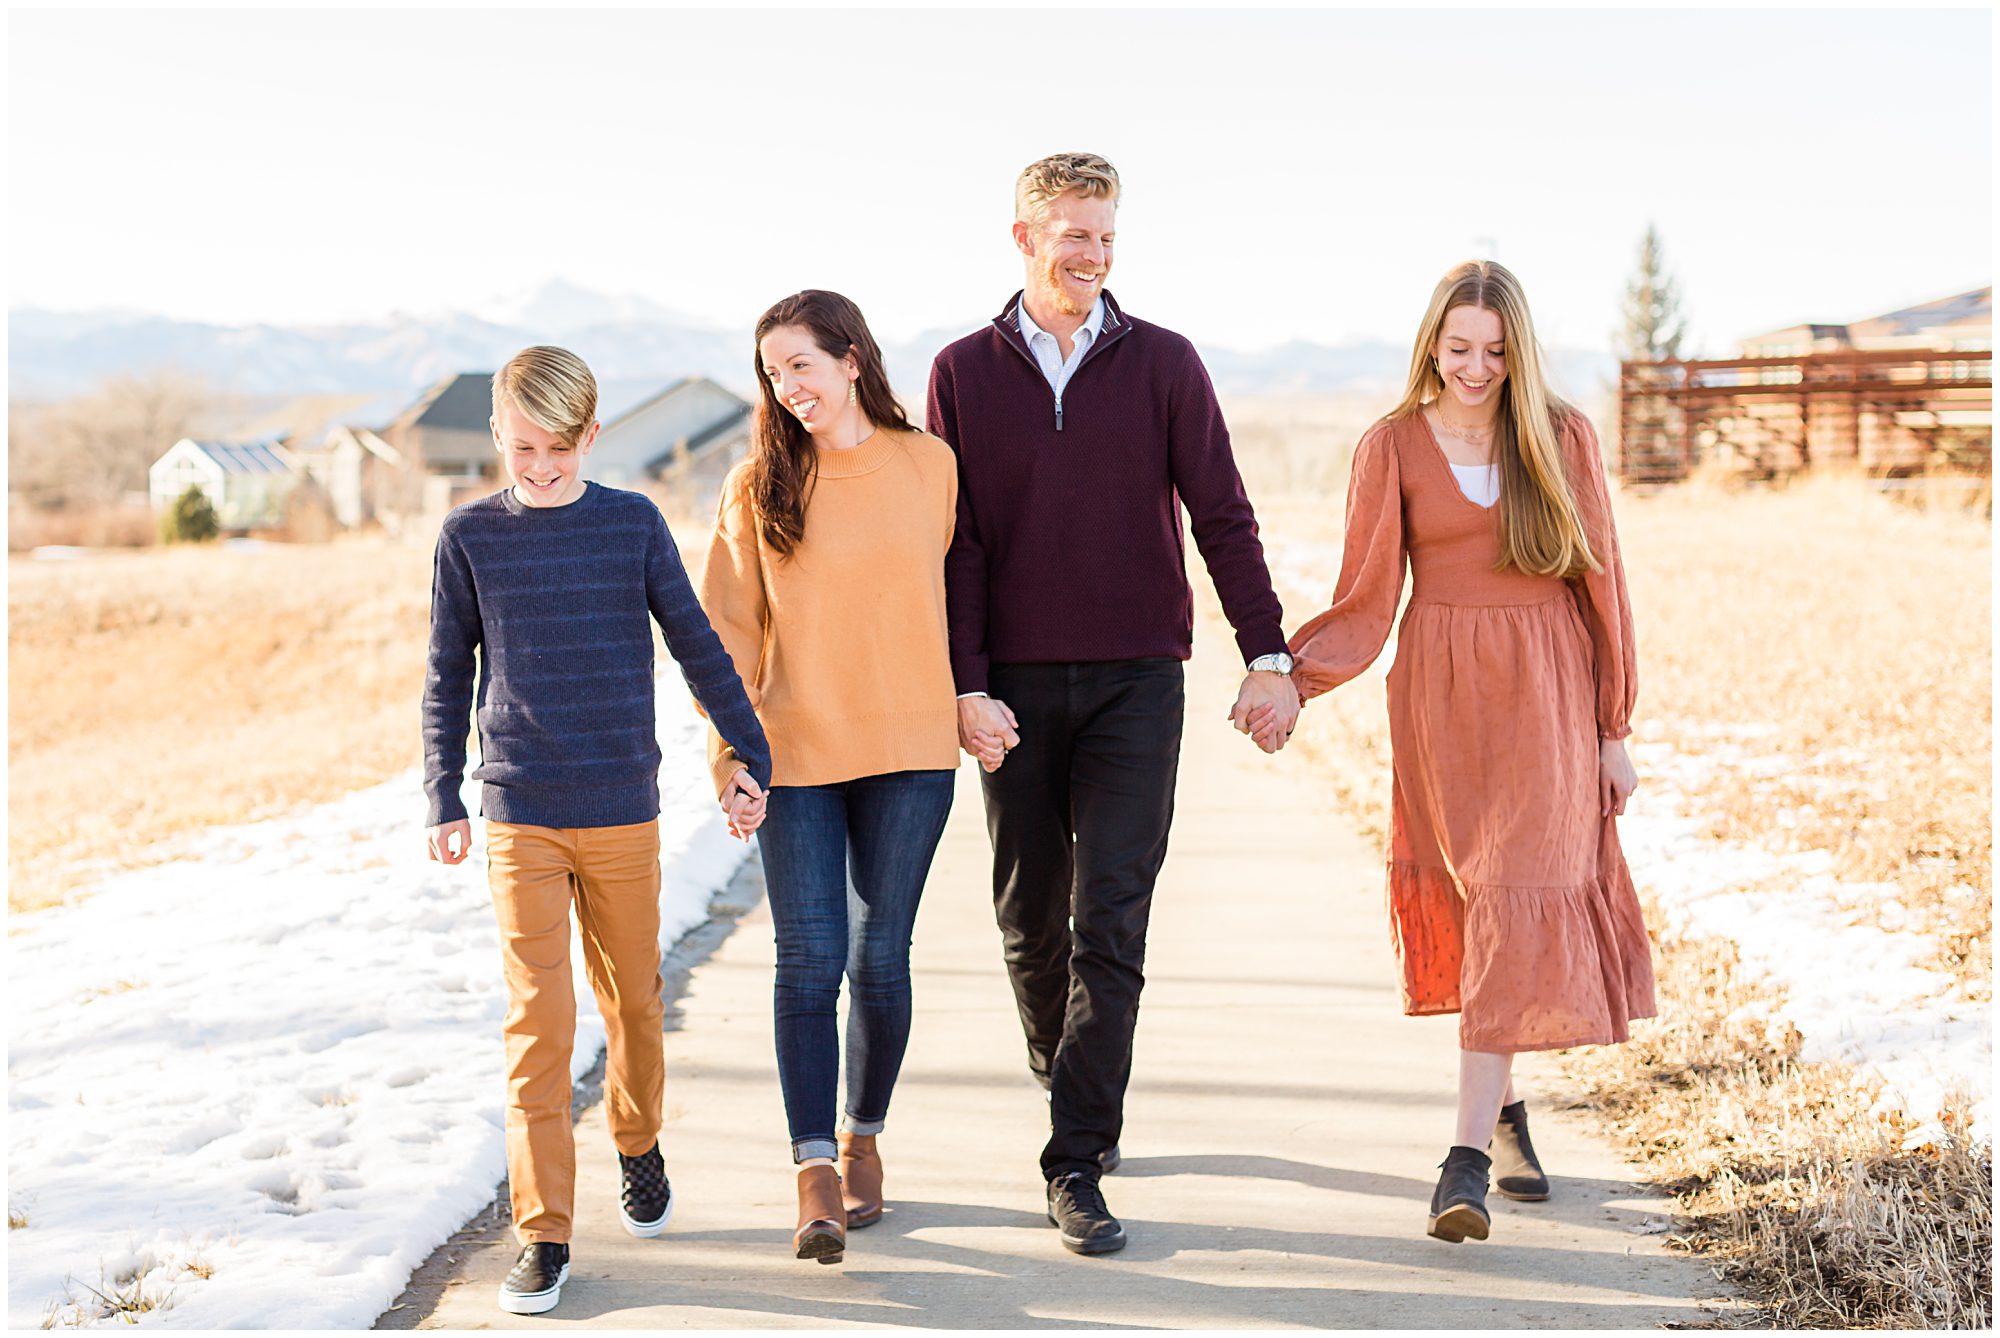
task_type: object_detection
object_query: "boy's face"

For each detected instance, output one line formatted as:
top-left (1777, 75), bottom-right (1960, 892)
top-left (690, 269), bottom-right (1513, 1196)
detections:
top-left (492, 401), bottom-right (596, 508)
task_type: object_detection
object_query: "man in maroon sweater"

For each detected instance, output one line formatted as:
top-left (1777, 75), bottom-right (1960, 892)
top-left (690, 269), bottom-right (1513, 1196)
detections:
top-left (927, 152), bottom-right (1300, 1256)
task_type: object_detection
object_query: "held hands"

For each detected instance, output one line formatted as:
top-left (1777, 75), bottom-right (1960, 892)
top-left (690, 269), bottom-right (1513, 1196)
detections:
top-left (1599, 738), bottom-right (1638, 818)
top-left (957, 695), bottom-right (1020, 773)
top-left (1228, 671), bottom-right (1301, 754)
top-left (720, 769), bottom-right (768, 841)
top-left (426, 819), bottom-right (473, 865)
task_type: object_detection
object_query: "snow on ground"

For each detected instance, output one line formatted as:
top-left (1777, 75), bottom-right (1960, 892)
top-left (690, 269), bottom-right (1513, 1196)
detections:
top-left (7, 678), bottom-right (750, 1329)
top-left (1621, 729), bottom-right (1991, 1148)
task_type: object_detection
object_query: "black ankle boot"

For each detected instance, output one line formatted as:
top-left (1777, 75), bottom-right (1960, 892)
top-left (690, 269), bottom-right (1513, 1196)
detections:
top-left (1426, 1145), bottom-right (1492, 1243)
top-left (1491, 1100), bottom-right (1550, 1201)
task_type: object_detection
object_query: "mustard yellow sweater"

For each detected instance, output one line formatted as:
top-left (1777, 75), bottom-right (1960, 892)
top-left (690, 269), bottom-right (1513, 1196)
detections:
top-left (699, 427), bottom-right (961, 795)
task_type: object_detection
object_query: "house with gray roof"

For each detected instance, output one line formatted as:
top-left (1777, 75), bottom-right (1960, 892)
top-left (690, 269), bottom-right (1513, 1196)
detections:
top-left (590, 376), bottom-right (753, 517)
top-left (379, 373), bottom-right (495, 480)
top-left (380, 370), bottom-right (754, 520)
top-left (148, 437), bottom-right (299, 531)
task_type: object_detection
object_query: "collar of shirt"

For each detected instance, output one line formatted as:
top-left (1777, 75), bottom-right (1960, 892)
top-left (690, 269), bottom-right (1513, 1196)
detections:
top-left (1017, 294), bottom-right (1106, 364)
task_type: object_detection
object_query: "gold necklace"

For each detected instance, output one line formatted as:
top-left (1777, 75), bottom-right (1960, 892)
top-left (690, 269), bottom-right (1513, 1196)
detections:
top-left (1434, 406), bottom-right (1496, 446)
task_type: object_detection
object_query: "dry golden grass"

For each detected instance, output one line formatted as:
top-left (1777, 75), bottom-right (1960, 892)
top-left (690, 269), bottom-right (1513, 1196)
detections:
top-left (1560, 925), bottom-right (1990, 1329)
top-left (1251, 408), bottom-right (1992, 1327)
top-left (8, 537), bottom-right (434, 912)
top-left (8, 521), bottom-right (725, 915)
top-left (1620, 469), bottom-right (1991, 989)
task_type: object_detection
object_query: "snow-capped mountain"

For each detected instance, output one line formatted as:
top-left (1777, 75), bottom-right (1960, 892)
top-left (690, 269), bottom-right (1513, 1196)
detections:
top-left (8, 280), bottom-right (1615, 410)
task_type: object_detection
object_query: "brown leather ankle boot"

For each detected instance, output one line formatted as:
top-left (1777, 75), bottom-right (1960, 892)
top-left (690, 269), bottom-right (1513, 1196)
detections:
top-left (838, 1132), bottom-right (884, 1228)
top-left (793, 1165), bottom-right (846, 1264)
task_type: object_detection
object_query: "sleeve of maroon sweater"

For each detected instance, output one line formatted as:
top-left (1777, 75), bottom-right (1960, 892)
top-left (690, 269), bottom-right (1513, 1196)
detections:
top-left (1166, 340), bottom-right (1288, 665)
top-left (929, 352), bottom-right (992, 694)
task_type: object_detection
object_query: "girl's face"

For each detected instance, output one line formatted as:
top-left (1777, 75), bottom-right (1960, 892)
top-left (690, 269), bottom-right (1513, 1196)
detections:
top-left (759, 324), bottom-right (859, 437)
top-left (1433, 304), bottom-right (1508, 413)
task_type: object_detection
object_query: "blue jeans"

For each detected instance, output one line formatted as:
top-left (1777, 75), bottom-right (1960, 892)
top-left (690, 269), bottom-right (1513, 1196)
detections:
top-left (756, 769), bottom-right (955, 1163)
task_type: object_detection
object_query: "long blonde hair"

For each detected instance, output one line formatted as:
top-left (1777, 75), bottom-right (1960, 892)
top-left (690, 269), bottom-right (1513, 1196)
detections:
top-left (1389, 261), bottom-right (1600, 578)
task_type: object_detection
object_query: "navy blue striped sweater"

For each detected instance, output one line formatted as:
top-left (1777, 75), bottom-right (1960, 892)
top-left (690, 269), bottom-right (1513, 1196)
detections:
top-left (422, 483), bottom-right (771, 829)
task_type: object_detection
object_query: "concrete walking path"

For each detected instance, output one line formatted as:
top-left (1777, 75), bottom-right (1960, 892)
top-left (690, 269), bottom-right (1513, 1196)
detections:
top-left (404, 631), bottom-right (1718, 1328)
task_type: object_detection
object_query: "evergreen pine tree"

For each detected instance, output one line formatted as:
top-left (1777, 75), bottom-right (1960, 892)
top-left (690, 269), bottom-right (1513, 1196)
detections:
top-left (1618, 224), bottom-right (1689, 362)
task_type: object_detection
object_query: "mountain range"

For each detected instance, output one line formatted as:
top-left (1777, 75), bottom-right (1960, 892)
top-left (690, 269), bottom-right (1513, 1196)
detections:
top-left (8, 280), bottom-right (1616, 420)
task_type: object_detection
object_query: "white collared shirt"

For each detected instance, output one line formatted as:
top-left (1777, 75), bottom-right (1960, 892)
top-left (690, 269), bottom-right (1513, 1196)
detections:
top-left (1017, 294), bottom-right (1106, 399)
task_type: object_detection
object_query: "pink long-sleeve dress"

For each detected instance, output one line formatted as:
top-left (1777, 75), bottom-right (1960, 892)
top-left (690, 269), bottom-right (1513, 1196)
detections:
top-left (1289, 409), bottom-right (1655, 1053)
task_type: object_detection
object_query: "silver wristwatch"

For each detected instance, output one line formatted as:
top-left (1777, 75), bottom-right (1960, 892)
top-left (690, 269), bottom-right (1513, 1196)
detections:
top-left (1247, 652), bottom-right (1295, 675)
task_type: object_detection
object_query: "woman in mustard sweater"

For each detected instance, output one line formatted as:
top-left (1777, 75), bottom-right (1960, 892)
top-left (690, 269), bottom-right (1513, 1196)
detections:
top-left (700, 290), bottom-right (961, 1266)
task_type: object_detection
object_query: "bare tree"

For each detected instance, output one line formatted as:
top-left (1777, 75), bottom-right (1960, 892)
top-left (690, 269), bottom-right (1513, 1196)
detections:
top-left (1617, 224), bottom-right (1689, 363)
top-left (10, 371), bottom-right (211, 511)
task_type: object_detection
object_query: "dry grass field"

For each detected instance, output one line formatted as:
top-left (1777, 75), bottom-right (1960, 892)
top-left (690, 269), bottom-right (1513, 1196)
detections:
top-left (7, 516), bottom-right (728, 912)
top-left (8, 519), bottom-right (726, 914)
top-left (1245, 394), bottom-right (1991, 1328)
top-left (8, 538), bottom-right (435, 912)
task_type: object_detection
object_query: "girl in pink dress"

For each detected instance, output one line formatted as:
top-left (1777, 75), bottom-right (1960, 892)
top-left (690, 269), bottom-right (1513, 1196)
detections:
top-left (1286, 260), bottom-right (1654, 1243)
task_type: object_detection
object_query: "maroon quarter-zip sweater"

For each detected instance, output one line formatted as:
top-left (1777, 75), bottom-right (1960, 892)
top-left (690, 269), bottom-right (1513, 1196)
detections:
top-left (926, 290), bottom-right (1287, 694)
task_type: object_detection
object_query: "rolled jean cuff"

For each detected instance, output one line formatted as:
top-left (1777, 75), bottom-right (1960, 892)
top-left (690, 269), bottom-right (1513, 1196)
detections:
top-left (791, 1137), bottom-right (838, 1164)
top-left (840, 1112), bottom-right (887, 1137)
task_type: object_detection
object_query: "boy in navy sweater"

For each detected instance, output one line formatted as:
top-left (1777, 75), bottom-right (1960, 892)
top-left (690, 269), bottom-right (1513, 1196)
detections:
top-left (423, 346), bottom-right (770, 1314)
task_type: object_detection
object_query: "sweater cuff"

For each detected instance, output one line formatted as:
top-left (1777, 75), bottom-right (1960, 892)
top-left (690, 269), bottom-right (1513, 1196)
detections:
top-left (710, 752), bottom-right (749, 799)
top-left (950, 654), bottom-right (990, 697)
top-left (425, 792), bottom-right (469, 828)
top-left (1235, 623), bottom-right (1289, 668)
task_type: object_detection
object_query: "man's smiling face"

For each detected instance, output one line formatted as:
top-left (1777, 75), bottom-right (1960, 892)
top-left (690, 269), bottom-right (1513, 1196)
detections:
top-left (1019, 190), bottom-right (1115, 318)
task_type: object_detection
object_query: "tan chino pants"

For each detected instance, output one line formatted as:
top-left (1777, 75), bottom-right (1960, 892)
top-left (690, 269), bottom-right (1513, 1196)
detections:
top-left (486, 820), bottom-right (665, 1244)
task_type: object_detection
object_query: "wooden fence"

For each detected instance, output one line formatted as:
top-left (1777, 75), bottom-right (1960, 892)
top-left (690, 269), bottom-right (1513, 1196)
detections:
top-left (1617, 349), bottom-right (1992, 482)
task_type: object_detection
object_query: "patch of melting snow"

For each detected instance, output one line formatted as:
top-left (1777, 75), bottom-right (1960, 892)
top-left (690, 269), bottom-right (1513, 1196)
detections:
top-left (1623, 737), bottom-right (1989, 1150)
top-left (6, 677), bottom-right (751, 1329)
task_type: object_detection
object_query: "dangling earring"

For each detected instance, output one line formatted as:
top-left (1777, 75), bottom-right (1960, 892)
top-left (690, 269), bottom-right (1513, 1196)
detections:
top-left (848, 381), bottom-right (858, 406)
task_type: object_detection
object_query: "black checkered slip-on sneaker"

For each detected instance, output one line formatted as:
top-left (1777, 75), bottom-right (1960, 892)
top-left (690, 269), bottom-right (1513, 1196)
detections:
top-left (618, 1143), bottom-right (674, 1238)
top-left (497, 1242), bottom-right (570, 1315)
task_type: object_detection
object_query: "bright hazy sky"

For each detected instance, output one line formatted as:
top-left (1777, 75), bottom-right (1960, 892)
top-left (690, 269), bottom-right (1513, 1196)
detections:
top-left (8, 7), bottom-right (1991, 355)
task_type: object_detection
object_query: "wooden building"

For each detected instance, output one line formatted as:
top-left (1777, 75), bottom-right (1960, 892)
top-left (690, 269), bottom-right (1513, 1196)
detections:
top-left (1619, 288), bottom-right (1992, 482)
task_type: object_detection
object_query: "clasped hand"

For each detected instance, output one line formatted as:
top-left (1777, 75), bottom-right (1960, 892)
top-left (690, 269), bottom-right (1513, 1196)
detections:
top-left (1228, 670), bottom-right (1301, 754)
top-left (719, 769), bottom-right (768, 840)
top-left (957, 696), bottom-right (1020, 773)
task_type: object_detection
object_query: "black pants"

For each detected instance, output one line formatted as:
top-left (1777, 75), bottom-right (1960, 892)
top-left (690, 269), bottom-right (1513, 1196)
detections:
top-left (981, 658), bottom-right (1185, 1180)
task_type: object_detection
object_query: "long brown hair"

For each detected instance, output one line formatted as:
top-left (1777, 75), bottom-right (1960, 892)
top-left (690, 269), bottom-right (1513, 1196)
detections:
top-left (1388, 260), bottom-right (1600, 578)
top-left (748, 290), bottom-right (913, 557)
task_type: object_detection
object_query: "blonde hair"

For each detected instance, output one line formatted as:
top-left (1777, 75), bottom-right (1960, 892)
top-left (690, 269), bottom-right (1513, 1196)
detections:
top-left (1014, 151), bottom-right (1120, 228)
top-left (492, 345), bottom-right (598, 445)
top-left (1389, 261), bottom-right (1601, 579)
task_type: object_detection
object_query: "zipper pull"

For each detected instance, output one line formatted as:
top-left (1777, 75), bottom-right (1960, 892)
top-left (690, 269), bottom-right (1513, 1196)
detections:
top-left (1056, 401), bottom-right (1064, 432)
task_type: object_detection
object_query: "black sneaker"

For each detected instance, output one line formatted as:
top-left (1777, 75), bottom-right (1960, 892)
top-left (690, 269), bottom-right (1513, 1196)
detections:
top-left (1098, 1144), bottom-right (1122, 1175)
top-left (1046, 1171), bottom-right (1127, 1255)
top-left (618, 1143), bottom-right (674, 1238)
top-left (498, 1242), bottom-right (570, 1315)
